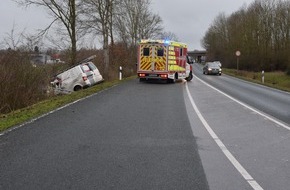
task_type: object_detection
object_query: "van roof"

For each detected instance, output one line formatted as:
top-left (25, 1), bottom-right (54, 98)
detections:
top-left (53, 55), bottom-right (96, 76)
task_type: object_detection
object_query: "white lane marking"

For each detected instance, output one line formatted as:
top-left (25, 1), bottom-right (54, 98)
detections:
top-left (0, 99), bottom-right (82, 137)
top-left (194, 75), bottom-right (290, 131)
top-left (185, 83), bottom-right (264, 190)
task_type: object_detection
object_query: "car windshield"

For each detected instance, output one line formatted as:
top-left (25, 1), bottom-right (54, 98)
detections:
top-left (208, 62), bottom-right (219, 67)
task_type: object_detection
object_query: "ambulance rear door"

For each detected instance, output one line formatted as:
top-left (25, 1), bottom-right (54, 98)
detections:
top-left (139, 43), bottom-right (167, 72)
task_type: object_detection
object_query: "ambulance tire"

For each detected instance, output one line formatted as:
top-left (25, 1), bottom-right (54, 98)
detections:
top-left (167, 79), bottom-right (175, 83)
top-left (186, 72), bottom-right (193, 81)
top-left (168, 73), bottom-right (177, 83)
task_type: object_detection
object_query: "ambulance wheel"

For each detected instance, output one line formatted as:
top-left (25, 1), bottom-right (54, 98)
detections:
top-left (167, 73), bottom-right (178, 83)
top-left (186, 72), bottom-right (193, 81)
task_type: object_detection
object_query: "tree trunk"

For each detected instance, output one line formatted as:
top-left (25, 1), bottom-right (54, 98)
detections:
top-left (103, 26), bottom-right (110, 78)
top-left (70, 0), bottom-right (77, 65)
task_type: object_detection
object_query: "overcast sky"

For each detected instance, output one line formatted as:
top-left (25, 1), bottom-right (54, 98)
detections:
top-left (0, 0), bottom-right (254, 50)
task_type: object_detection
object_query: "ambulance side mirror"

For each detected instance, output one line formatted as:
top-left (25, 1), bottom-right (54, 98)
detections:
top-left (187, 56), bottom-right (194, 64)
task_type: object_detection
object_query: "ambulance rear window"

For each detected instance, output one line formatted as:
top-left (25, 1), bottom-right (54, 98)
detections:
top-left (157, 48), bottom-right (164, 56)
top-left (143, 48), bottom-right (150, 56)
top-left (180, 48), bottom-right (183, 56)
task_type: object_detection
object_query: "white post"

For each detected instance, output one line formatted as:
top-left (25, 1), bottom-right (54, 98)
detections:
top-left (237, 57), bottom-right (239, 71)
top-left (235, 51), bottom-right (241, 73)
top-left (262, 70), bottom-right (264, 84)
top-left (119, 66), bottom-right (122, 80)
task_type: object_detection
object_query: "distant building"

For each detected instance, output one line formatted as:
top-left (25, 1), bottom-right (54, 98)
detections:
top-left (30, 54), bottom-right (52, 64)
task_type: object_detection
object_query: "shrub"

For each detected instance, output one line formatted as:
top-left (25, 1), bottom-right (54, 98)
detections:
top-left (0, 44), bottom-right (137, 115)
top-left (286, 65), bottom-right (290, 76)
top-left (0, 51), bottom-right (51, 114)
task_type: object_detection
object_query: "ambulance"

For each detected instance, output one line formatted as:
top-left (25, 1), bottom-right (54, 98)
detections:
top-left (137, 39), bottom-right (193, 83)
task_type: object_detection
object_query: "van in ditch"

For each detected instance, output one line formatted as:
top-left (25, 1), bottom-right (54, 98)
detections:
top-left (51, 55), bottom-right (103, 94)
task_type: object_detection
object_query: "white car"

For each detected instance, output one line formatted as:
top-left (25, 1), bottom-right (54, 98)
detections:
top-left (51, 56), bottom-right (103, 94)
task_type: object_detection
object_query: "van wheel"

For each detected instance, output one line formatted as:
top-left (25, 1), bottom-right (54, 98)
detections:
top-left (74, 85), bottom-right (82, 91)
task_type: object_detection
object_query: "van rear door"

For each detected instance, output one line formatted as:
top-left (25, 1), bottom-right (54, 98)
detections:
top-left (81, 64), bottom-right (94, 85)
top-left (87, 62), bottom-right (103, 83)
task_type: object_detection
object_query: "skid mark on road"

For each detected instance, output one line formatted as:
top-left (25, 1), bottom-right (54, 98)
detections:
top-left (185, 82), bottom-right (264, 190)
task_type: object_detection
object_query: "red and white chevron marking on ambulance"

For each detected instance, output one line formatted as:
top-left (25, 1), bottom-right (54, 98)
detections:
top-left (137, 39), bottom-right (193, 83)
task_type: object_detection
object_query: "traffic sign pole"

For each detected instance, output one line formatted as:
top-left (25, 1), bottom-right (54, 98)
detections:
top-left (235, 51), bottom-right (241, 72)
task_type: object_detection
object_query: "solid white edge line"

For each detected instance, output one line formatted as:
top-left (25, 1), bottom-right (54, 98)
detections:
top-left (0, 86), bottom-right (115, 137)
top-left (194, 75), bottom-right (290, 131)
top-left (185, 83), bottom-right (264, 190)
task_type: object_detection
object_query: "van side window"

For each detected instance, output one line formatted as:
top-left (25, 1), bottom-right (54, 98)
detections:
top-left (143, 48), bottom-right (150, 56)
top-left (157, 48), bottom-right (164, 56)
top-left (88, 62), bottom-right (97, 70)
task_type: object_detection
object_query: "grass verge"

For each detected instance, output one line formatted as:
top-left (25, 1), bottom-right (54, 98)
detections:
top-left (223, 69), bottom-right (290, 92)
top-left (0, 76), bottom-right (136, 133)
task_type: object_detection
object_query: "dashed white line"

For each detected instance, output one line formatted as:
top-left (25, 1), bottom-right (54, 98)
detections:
top-left (185, 82), bottom-right (264, 190)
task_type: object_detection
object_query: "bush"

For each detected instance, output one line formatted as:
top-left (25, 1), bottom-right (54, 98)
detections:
top-left (0, 44), bottom-right (137, 115)
top-left (286, 65), bottom-right (290, 76)
top-left (76, 43), bottom-right (137, 80)
top-left (0, 51), bottom-right (52, 114)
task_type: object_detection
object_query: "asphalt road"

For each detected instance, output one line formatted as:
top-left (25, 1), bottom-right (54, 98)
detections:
top-left (193, 63), bottom-right (290, 125)
top-left (1, 68), bottom-right (290, 190)
top-left (186, 64), bottom-right (290, 190)
top-left (0, 80), bottom-right (209, 190)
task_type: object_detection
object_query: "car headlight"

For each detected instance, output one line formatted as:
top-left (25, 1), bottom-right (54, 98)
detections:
top-left (208, 68), bottom-right (212, 71)
top-left (219, 68), bottom-right (222, 71)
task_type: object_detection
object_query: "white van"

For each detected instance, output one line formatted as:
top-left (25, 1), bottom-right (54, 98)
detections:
top-left (51, 56), bottom-right (103, 94)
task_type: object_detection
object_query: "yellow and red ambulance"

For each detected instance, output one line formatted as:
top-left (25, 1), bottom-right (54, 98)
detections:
top-left (137, 39), bottom-right (193, 83)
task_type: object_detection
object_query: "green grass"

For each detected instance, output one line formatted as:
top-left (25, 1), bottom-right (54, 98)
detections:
top-left (0, 77), bottom-right (135, 133)
top-left (223, 69), bottom-right (290, 92)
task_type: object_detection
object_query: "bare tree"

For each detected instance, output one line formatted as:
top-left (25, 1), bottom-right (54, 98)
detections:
top-left (3, 23), bottom-right (23, 50)
top-left (202, 0), bottom-right (290, 71)
top-left (81, 0), bottom-right (115, 76)
top-left (2, 23), bottom-right (43, 52)
top-left (159, 31), bottom-right (179, 41)
top-left (114, 0), bottom-right (163, 46)
top-left (14, 0), bottom-right (78, 65)
top-left (20, 33), bottom-right (43, 52)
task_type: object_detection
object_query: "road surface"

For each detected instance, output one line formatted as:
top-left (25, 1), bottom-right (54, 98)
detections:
top-left (1, 70), bottom-right (290, 189)
top-left (193, 63), bottom-right (290, 124)
top-left (0, 80), bottom-right (208, 190)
